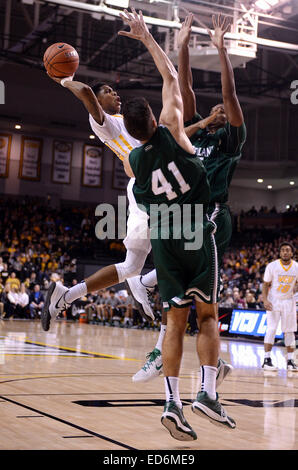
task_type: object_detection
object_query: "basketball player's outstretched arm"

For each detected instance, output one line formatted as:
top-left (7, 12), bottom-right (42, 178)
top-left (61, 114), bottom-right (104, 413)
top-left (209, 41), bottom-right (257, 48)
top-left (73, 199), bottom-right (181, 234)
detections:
top-left (208, 15), bottom-right (244, 127)
top-left (47, 74), bottom-right (105, 125)
top-left (118, 8), bottom-right (193, 153)
top-left (177, 13), bottom-right (197, 123)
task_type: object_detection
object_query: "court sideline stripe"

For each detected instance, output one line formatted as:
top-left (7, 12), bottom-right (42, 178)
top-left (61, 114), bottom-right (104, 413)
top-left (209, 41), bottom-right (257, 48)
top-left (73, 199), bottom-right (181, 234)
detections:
top-left (0, 395), bottom-right (137, 451)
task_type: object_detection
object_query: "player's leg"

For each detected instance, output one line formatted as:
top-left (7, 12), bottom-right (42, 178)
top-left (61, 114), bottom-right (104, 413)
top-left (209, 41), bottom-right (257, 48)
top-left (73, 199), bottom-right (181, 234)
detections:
top-left (214, 303), bottom-right (233, 387)
top-left (122, 198), bottom-right (155, 321)
top-left (284, 332), bottom-right (297, 370)
top-left (132, 307), bottom-right (166, 382)
top-left (209, 204), bottom-right (234, 386)
top-left (161, 305), bottom-right (197, 441)
top-left (191, 301), bottom-right (236, 429)
top-left (281, 299), bottom-right (298, 371)
top-left (132, 302), bottom-right (232, 385)
top-left (41, 248), bottom-right (150, 331)
top-left (262, 308), bottom-right (279, 370)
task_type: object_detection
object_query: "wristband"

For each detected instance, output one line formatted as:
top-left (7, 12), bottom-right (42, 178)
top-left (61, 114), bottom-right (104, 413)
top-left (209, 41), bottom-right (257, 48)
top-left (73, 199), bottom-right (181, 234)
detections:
top-left (61, 75), bottom-right (74, 87)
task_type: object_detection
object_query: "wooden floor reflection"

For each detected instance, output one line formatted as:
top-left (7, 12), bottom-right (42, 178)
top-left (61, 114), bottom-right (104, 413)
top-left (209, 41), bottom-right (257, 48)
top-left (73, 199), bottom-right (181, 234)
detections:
top-left (0, 319), bottom-right (297, 451)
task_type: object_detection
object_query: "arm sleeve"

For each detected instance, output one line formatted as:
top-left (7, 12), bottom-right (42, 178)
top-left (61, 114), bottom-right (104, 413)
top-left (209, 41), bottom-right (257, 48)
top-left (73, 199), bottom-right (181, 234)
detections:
top-left (219, 122), bottom-right (246, 156)
top-left (89, 113), bottom-right (122, 141)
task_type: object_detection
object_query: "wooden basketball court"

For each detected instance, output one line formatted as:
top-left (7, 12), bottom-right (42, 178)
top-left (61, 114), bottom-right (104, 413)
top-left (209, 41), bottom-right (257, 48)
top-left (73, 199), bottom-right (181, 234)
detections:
top-left (0, 319), bottom-right (297, 452)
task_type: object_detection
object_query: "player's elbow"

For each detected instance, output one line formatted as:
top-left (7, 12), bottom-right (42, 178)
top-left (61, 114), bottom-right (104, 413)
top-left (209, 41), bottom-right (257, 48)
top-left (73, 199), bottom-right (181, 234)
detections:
top-left (80, 84), bottom-right (93, 98)
top-left (167, 68), bottom-right (178, 83)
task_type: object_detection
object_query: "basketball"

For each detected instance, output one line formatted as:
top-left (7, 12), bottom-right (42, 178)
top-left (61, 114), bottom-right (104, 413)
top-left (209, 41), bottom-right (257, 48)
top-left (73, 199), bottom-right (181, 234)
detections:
top-left (43, 42), bottom-right (79, 78)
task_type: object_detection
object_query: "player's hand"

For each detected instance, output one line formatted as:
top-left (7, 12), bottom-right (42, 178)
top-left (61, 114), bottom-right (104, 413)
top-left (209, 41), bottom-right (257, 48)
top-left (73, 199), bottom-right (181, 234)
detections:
top-left (207, 14), bottom-right (230, 50)
top-left (177, 13), bottom-right (194, 48)
top-left (118, 8), bottom-right (151, 43)
top-left (47, 72), bottom-right (74, 85)
top-left (47, 72), bottom-right (62, 84)
top-left (197, 109), bottom-right (221, 129)
top-left (263, 300), bottom-right (273, 311)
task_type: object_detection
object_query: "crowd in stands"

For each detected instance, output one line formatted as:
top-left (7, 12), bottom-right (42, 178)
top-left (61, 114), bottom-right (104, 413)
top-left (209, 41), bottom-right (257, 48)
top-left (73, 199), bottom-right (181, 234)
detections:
top-left (241, 204), bottom-right (298, 216)
top-left (0, 196), bottom-right (297, 329)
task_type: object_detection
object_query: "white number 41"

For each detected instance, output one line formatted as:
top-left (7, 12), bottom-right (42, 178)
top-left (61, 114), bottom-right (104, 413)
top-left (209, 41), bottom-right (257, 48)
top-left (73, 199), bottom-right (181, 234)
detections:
top-left (152, 161), bottom-right (191, 201)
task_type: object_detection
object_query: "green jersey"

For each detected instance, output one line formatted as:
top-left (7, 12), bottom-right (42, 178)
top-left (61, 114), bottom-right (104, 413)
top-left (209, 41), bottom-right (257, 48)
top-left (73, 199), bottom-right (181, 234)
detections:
top-left (129, 125), bottom-right (217, 308)
top-left (129, 125), bottom-right (210, 216)
top-left (186, 113), bottom-right (246, 204)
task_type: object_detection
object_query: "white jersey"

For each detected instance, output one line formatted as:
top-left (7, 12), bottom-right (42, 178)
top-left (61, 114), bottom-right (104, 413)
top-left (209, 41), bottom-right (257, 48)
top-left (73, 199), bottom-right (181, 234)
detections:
top-left (263, 259), bottom-right (298, 302)
top-left (89, 112), bottom-right (150, 253)
top-left (89, 112), bottom-right (140, 162)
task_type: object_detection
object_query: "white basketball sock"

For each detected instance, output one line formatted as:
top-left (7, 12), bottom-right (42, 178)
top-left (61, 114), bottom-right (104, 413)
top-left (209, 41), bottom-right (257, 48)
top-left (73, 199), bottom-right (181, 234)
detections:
top-left (200, 365), bottom-right (217, 400)
top-left (164, 376), bottom-right (182, 408)
top-left (141, 270), bottom-right (157, 289)
top-left (287, 352), bottom-right (294, 361)
top-left (64, 281), bottom-right (87, 304)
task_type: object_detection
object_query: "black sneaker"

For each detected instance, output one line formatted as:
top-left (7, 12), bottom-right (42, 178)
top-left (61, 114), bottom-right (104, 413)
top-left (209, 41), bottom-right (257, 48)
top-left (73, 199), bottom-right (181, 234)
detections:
top-left (262, 358), bottom-right (278, 371)
top-left (287, 359), bottom-right (298, 371)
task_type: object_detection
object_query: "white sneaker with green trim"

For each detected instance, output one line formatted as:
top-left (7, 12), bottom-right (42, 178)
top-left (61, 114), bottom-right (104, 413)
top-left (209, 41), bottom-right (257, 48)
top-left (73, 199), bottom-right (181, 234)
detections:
top-left (132, 348), bottom-right (163, 382)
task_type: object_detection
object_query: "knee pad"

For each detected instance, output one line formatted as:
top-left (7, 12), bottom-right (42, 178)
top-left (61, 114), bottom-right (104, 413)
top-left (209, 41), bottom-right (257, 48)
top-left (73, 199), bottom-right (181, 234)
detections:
top-left (284, 332), bottom-right (295, 348)
top-left (264, 328), bottom-right (276, 345)
top-left (115, 249), bottom-right (145, 283)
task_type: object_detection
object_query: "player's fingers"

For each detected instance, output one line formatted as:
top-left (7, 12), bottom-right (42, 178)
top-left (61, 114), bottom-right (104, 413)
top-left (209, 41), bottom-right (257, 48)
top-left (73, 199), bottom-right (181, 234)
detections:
top-left (139, 10), bottom-right (146, 26)
top-left (123, 9), bottom-right (134, 21)
top-left (221, 16), bottom-right (229, 31)
top-left (131, 6), bottom-right (139, 20)
top-left (185, 13), bottom-right (191, 26)
top-left (118, 31), bottom-right (135, 38)
top-left (119, 12), bottom-right (131, 24)
top-left (212, 14), bottom-right (217, 29)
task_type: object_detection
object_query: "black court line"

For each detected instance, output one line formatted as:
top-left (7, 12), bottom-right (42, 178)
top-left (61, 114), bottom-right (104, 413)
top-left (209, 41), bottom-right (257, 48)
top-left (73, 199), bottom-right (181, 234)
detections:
top-left (17, 415), bottom-right (44, 418)
top-left (0, 395), bottom-right (137, 451)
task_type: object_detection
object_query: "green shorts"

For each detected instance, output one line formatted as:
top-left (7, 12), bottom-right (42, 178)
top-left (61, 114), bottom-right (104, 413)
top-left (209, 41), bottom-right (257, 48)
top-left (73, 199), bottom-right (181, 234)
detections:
top-left (207, 203), bottom-right (232, 267)
top-left (151, 219), bottom-right (219, 311)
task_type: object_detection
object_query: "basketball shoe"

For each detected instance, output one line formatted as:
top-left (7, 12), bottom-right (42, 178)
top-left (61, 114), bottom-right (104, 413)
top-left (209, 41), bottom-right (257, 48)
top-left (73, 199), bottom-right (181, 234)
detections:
top-left (161, 401), bottom-right (197, 441)
top-left (262, 358), bottom-right (278, 371)
top-left (287, 359), bottom-right (298, 371)
top-left (216, 358), bottom-right (233, 388)
top-left (125, 275), bottom-right (154, 322)
top-left (41, 282), bottom-right (70, 331)
top-left (132, 348), bottom-right (163, 382)
top-left (192, 392), bottom-right (236, 428)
